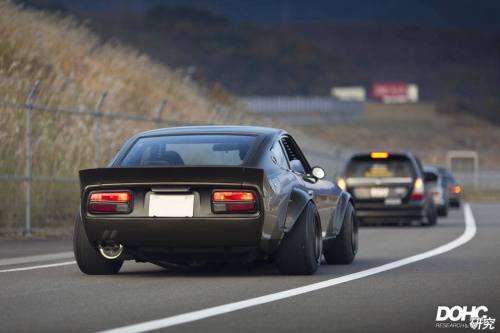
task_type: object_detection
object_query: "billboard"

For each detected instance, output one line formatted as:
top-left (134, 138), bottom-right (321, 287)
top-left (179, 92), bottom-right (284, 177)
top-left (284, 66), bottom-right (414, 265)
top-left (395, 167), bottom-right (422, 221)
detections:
top-left (371, 82), bottom-right (419, 103)
top-left (331, 86), bottom-right (366, 101)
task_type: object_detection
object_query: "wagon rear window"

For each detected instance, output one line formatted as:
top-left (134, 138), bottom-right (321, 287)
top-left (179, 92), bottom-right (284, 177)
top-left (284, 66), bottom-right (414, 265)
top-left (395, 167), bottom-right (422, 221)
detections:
top-left (346, 156), bottom-right (415, 178)
top-left (120, 135), bottom-right (256, 166)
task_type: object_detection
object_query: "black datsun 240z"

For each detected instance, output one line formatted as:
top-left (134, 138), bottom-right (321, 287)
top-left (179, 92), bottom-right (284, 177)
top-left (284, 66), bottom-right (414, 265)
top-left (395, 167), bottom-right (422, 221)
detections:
top-left (75, 126), bottom-right (358, 275)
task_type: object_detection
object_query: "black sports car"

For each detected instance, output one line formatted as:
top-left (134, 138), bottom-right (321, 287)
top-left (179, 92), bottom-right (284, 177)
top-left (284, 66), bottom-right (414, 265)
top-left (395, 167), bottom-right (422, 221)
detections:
top-left (74, 126), bottom-right (357, 275)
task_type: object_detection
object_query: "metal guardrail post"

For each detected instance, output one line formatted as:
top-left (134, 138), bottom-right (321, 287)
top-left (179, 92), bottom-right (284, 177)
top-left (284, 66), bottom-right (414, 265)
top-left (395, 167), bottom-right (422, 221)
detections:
top-left (94, 92), bottom-right (108, 167)
top-left (155, 99), bottom-right (167, 127)
top-left (24, 81), bottom-right (40, 236)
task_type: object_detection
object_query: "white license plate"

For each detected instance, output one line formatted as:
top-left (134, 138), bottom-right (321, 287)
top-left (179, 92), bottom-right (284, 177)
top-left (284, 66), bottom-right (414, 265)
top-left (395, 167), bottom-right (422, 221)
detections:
top-left (371, 187), bottom-right (389, 198)
top-left (385, 198), bottom-right (402, 205)
top-left (148, 194), bottom-right (194, 217)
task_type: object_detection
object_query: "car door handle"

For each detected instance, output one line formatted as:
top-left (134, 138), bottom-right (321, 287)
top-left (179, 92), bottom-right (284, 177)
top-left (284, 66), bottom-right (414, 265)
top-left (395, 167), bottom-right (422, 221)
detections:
top-left (308, 190), bottom-right (314, 196)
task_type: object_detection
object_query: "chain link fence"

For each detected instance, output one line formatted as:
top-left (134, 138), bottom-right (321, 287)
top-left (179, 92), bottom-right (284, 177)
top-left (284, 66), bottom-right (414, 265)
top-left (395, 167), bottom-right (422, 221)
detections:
top-left (2, 77), bottom-right (497, 235)
top-left (0, 76), bottom-right (347, 235)
top-left (0, 76), bottom-right (255, 234)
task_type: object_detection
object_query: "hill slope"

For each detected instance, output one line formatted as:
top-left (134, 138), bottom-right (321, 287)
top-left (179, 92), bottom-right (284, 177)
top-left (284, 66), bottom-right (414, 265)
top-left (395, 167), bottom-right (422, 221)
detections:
top-left (0, 1), bottom-right (257, 229)
top-left (25, 3), bottom-right (500, 123)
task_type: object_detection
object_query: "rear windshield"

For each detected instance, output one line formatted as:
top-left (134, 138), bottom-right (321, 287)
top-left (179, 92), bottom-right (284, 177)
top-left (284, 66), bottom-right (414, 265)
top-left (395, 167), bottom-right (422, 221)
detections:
top-left (345, 157), bottom-right (415, 178)
top-left (439, 168), bottom-right (456, 183)
top-left (120, 134), bottom-right (256, 167)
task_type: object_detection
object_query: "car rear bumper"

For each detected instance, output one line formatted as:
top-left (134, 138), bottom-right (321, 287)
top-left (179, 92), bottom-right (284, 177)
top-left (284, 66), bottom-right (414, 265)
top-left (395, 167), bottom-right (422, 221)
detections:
top-left (449, 194), bottom-right (461, 204)
top-left (83, 217), bottom-right (264, 248)
top-left (356, 202), bottom-right (425, 221)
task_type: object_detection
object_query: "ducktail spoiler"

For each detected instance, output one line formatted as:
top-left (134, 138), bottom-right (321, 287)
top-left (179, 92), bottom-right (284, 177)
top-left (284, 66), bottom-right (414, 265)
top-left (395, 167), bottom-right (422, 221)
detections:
top-left (79, 166), bottom-right (264, 191)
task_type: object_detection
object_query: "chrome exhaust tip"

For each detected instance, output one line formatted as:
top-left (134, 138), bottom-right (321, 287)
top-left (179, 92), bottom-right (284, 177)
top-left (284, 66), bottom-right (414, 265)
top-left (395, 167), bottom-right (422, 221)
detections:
top-left (98, 244), bottom-right (124, 260)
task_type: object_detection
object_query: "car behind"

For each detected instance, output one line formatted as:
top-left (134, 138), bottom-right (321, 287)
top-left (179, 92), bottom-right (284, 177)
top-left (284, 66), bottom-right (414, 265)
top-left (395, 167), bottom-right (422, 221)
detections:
top-left (437, 167), bottom-right (462, 208)
top-left (424, 165), bottom-right (449, 217)
top-left (337, 152), bottom-right (437, 225)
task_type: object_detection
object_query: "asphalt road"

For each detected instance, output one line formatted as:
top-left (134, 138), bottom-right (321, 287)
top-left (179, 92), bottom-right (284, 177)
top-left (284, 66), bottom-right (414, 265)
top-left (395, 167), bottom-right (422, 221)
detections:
top-left (0, 203), bottom-right (499, 333)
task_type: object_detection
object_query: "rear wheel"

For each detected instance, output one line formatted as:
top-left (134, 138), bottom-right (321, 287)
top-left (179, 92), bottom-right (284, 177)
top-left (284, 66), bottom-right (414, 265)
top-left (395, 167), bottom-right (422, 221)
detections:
top-left (437, 205), bottom-right (448, 217)
top-left (275, 202), bottom-right (322, 275)
top-left (73, 215), bottom-right (123, 275)
top-left (324, 202), bottom-right (358, 265)
top-left (421, 204), bottom-right (437, 226)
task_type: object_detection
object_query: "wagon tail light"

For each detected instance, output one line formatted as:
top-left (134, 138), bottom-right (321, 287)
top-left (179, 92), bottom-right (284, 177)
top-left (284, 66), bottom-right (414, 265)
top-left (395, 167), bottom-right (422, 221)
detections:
top-left (410, 178), bottom-right (424, 201)
top-left (212, 190), bottom-right (257, 213)
top-left (88, 191), bottom-right (132, 214)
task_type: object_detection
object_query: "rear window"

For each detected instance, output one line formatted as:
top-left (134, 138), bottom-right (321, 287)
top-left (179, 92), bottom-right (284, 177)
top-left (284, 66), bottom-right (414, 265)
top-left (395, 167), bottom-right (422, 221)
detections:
top-left (346, 157), bottom-right (415, 178)
top-left (439, 169), bottom-right (456, 183)
top-left (120, 134), bottom-right (256, 167)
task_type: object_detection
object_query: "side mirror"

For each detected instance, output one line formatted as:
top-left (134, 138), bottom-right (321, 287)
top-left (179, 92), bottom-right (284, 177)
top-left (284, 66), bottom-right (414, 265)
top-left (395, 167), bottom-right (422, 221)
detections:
top-left (290, 160), bottom-right (305, 174)
top-left (424, 172), bottom-right (438, 183)
top-left (311, 166), bottom-right (326, 180)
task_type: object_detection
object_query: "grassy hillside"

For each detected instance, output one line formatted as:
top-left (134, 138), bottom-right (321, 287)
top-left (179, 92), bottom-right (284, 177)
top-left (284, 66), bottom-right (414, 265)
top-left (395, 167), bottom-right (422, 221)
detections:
top-left (0, 1), bottom-right (261, 232)
top-left (24, 3), bottom-right (500, 123)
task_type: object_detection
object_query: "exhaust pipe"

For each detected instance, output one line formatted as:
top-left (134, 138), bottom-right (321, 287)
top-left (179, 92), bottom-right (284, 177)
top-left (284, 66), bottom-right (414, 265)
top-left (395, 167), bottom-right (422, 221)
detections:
top-left (98, 244), bottom-right (124, 260)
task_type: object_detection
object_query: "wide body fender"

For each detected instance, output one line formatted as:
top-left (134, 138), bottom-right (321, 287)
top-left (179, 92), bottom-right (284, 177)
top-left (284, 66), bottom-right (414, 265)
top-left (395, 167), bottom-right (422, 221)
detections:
top-left (329, 191), bottom-right (354, 238)
top-left (283, 188), bottom-right (313, 232)
top-left (258, 188), bottom-right (310, 255)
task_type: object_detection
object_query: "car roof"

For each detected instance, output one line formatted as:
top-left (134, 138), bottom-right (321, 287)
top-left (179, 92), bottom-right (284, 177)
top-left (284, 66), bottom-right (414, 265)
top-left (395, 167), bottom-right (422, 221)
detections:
top-left (137, 125), bottom-right (285, 138)
top-left (437, 166), bottom-right (450, 174)
top-left (437, 167), bottom-right (455, 178)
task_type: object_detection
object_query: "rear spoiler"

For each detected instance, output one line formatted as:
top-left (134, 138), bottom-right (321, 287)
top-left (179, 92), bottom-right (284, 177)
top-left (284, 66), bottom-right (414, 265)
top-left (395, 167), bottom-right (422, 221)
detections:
top-left (79, 166), bottom-right (264, 191)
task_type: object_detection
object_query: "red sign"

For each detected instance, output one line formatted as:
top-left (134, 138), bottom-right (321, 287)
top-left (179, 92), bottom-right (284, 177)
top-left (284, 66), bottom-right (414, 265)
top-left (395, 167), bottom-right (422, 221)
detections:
top-left (371, 82), bottom-right (408, 99)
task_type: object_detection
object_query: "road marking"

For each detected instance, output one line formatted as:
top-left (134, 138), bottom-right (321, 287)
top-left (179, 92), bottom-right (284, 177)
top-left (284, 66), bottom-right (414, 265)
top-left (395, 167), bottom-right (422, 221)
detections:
top-left (98, 203), bottom-right (477, 333)
top-left (0, 251), bottom-right (74, 267)
top-left (0, 261), bottom-right (76, 273)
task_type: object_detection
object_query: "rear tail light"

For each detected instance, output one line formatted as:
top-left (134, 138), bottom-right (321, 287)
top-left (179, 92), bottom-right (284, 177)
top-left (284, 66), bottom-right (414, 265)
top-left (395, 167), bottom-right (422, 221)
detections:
top-left (410, 178), bottom-right (424, 201)
top-left (449, 185), bottom-right (462, 194)
top-left (212, 190), bottom-right (257, 213)
top-left (88, 191), bottom-right (132, 214)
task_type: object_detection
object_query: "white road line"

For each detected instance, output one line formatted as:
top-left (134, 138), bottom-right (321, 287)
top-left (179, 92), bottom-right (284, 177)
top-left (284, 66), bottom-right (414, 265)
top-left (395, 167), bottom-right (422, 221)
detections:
top-left (0, 251), bottom-right (74, 267)
top-left (0, 261), bottom-right (76, 273)
top-left (98, 203), bottom-right (477, 333)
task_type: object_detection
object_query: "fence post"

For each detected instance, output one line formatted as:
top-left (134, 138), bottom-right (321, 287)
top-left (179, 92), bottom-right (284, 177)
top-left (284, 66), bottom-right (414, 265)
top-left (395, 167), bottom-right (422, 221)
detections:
top-left (94, 92), bottom-right (108, 167)
top-left (155, 99), bottom-right (167, 127)
top-left (24, 81), bottom-right (40, 236)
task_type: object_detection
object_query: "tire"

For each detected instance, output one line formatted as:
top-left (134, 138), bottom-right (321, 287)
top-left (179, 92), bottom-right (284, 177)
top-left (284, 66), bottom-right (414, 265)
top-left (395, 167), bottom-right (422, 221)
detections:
top-left (73, 215), bottom-right (123, 275)
top-left (275, 202), bottom-right (322, 275)
top-left (421, 204), bottom-right (437, 226)
top-left (437, 205), bottom-right (448, 217)
top-left (324, 202), bottom-right (358, 265)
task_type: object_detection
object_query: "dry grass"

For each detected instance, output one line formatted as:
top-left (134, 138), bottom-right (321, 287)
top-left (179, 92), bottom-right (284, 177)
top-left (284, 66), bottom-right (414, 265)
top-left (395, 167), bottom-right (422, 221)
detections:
top-left (0, 1), bottom-right (270, 230)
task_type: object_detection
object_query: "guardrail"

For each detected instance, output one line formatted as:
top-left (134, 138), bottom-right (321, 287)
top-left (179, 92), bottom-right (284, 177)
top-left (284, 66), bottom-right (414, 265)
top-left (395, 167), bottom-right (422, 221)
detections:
top-left (242, 96), bottom-right (363, 124)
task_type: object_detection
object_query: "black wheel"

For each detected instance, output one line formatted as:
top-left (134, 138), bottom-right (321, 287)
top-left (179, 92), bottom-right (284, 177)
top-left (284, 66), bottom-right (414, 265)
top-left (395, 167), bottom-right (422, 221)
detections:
top-left (437, 205), bottom-right (448, 217)
top-left (275, 202), bottom-right (322, 275)
top-left (324, 202), bottom-right (358, 265)
top-left (421, 204), bottom-right (437, 226)
top-left (73, 215), bottom-right (123, 275)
